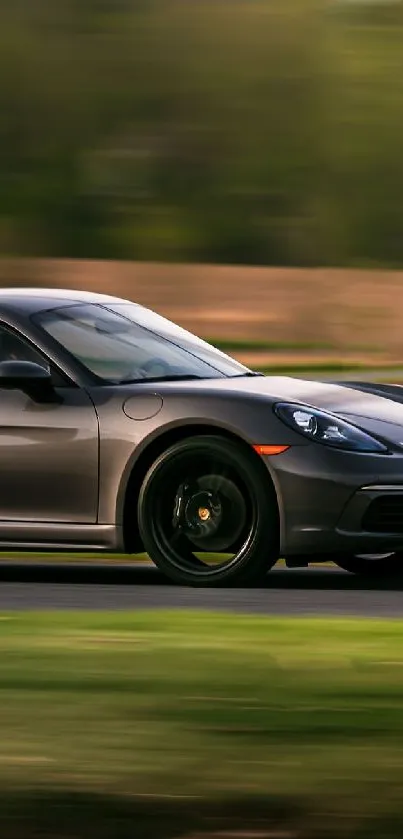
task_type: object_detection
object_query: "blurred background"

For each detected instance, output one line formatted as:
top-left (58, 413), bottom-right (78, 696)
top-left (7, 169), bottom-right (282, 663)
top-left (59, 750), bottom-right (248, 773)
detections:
top-left (2, 0), bottom-right (403, 375)
top-left (3, 5), bottom-right (403, 839)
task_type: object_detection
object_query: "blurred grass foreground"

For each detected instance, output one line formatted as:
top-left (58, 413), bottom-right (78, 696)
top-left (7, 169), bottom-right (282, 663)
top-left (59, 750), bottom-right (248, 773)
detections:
top-left (3, 611), bottom-right (403, 838)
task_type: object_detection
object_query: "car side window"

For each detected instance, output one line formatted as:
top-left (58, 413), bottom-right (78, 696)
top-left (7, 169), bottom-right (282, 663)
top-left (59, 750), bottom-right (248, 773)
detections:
top-left (0, 324), bottom-right (73, 388)
top-left (0, 325), bottom-right (50, 369)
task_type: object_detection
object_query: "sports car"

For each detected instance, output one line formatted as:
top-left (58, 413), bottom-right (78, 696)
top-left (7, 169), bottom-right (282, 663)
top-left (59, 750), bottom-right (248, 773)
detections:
top-left (1, 287), bottom-right (403, 586)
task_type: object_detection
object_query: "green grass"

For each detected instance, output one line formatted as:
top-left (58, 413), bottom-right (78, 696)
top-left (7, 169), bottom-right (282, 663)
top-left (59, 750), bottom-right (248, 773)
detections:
top-left (0, 551), bottom-right (230, 564)
top-left (0, 551), bottom-right (150, 562)
top-left (256, 362), bottom-right (403, 376)
top-left (207, 339), bottom-right (390, 355)
top-left (207, 338), bottom-right (338, 353)
top-left (3, 611), bottom-right (403, 836)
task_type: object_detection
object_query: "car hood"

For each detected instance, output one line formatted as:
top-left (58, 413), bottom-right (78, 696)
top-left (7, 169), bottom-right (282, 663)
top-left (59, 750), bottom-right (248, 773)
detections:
top-left (263, 377), bottom-right (403, 443)
top-left (242, 376), bottom-right (403, 419)
top-left (152, 374), bottom-right (403, 441)
top-left (262, 377), bottom-right (403, 441)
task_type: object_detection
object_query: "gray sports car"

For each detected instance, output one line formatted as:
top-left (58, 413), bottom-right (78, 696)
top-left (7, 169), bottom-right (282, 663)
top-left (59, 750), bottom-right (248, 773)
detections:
top-left (1, 287), bottom-right (403, 586)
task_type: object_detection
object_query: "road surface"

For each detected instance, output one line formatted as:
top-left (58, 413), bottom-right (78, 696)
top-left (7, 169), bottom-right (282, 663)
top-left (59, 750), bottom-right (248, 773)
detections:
top-left (1, 561), bottom-right (403, 617)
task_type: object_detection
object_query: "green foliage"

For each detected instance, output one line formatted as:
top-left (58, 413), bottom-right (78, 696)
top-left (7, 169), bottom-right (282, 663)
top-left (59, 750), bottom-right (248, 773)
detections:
top-left (1, 0), bottom-right (403, 266)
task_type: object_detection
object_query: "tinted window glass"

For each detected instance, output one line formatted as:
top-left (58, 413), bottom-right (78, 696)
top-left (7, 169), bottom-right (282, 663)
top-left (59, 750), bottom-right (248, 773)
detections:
top-left (33, 303), bottom-right (249, 382)
top-left (105, 302), bottom-right (247, 374)
top-left (0, 325), bottom-right (49, 369)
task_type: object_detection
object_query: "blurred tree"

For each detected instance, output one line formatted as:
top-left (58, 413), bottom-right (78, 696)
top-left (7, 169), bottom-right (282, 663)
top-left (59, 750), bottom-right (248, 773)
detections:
top-left (0, 0), bottom-right (402, 266)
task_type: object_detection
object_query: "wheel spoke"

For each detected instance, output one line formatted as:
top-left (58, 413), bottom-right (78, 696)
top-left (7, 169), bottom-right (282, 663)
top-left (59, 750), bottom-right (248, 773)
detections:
top-left (200, 462), bottom-right (230, 490)
top-left (168, 466), bottom-right (246, 569)
top-left (168, 523), bottom-right (209, 568)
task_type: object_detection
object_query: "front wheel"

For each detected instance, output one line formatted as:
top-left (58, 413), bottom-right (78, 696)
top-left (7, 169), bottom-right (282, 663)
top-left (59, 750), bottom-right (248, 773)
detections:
top-left (335, 553), bottom-right (403, 576)
top-left (137, 435), bottom-right (279, 587)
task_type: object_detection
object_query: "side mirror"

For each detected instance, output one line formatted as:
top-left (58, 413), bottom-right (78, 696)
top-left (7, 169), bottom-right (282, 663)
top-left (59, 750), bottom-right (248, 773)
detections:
top-left (0, 360), bottom-right (62, 403)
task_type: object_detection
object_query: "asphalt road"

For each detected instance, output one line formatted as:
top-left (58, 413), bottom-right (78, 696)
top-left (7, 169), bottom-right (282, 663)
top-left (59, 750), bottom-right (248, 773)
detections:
top-left (1, 561), bottom-right (403, 617)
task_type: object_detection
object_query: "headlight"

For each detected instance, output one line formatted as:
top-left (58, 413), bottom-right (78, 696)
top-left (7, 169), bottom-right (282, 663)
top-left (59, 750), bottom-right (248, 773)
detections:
top-left (274, 402), bottom-right (387, 452)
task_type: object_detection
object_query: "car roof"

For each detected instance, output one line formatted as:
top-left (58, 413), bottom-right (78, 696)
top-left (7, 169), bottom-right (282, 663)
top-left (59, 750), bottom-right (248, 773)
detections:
top-left (0, 288), bottom-right (140, 316)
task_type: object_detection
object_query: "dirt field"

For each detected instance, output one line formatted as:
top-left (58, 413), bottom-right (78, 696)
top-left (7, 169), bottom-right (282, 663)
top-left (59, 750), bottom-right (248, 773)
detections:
top-left (2, 258), bottom-right (403, 361)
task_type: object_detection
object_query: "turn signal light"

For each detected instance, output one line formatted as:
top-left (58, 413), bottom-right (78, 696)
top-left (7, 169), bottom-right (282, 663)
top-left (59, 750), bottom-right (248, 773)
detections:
top-left (253, 444), bottom-right (290, 456)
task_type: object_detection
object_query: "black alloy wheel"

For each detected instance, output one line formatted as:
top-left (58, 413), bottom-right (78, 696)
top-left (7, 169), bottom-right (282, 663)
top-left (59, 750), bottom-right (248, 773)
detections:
top-left (137, 435), bottom-right (279, 587)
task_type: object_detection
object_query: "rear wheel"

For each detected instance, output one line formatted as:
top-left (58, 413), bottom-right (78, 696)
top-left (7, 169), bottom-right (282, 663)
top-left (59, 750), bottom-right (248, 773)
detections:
top-left (137, 435), bottom-right (279, 587)
top-left (335, 553), bottom-right (403, 576)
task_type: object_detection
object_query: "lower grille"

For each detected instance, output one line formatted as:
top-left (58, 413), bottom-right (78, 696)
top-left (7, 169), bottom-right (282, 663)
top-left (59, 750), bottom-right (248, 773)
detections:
top-left (363, 496), bottom-right (403, 533)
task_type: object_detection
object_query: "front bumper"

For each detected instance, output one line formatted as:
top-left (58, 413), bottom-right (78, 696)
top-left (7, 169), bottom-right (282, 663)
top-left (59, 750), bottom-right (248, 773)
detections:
top-left (264, 445), bottom-right (403, 556)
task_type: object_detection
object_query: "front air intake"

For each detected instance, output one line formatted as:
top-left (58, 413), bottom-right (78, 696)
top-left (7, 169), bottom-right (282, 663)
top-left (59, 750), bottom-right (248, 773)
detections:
top-left (362, 496), bottom-right (403, 533)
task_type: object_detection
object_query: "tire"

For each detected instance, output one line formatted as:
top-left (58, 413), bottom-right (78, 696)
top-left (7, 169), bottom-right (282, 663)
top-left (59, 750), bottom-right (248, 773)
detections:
top-left (335, 552), bottom-right (403, 577)
top-left (137, 435), bottom-right (279, 587)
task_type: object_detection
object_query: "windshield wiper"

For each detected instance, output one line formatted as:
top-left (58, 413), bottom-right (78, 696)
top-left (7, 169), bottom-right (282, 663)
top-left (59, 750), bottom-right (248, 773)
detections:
top-left (230, 371), bottom-right (264, 378)
top-left (120, 370), bottom-right (264, 384)
top-left (120, 373), bottom-right (204, 384)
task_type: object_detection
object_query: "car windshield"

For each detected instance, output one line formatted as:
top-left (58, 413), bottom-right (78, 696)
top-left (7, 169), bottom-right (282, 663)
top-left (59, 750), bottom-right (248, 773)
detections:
top-left (32, 302), bottom-right (251, 383)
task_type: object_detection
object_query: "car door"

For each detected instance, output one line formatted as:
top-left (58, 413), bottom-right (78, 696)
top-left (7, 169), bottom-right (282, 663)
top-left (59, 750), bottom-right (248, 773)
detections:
top-left (0, 323), bottom-right (99, 525)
